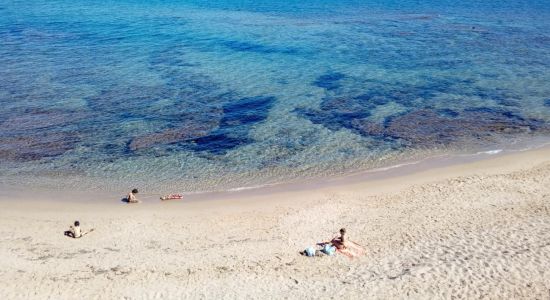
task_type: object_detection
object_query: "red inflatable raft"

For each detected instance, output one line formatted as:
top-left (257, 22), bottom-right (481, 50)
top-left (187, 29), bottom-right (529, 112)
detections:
top-left (160, 194), bottom-right (184, 201)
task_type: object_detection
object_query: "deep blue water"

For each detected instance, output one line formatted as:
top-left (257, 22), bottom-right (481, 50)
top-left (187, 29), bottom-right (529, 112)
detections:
top-left (1, 0), bottom-right (549, 192)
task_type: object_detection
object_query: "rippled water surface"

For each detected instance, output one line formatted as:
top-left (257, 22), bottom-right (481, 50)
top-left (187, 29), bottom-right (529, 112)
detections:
top-left (1, 0), bottom-right (549, 192)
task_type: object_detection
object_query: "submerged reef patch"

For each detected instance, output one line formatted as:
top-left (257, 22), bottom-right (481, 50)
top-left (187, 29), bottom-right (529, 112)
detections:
top-left (221, 40), bottom-right (298, 55)
top-left (1, 109), bottom-right (88, 132)
top-left (84, 85), bottom-right (178, 116)
top-left (379, 109), bottom-right (543, 146)
top-left (0, 109), bottom-right (86, 162)
top-left (296, 95), bottom-right (372, 131)
top-left (127, 112), bottom-right (221, 152)
top-left (193, 96), bottom-right (275, 154)
top-left (0, 131), bottom-right (80, 162)
top-left (128, 96), bottom-right (276, 155)
top-left (298, 78), bottom-right (549, 148)
top-left (121, 44), bottom-right (277, 156)
top-left (302, 106), bottom-right (548, 147)
top-left (313, 72), bottom-right (346, 91)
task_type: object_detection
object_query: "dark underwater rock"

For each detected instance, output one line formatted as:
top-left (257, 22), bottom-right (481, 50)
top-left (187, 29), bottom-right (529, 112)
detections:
top-left (301, 105), bottom-right (549, 147)
top-left (128, 120), bottom-right (217, 151)
top-left (375, 109), bottom-right (546, 146)
top-left (313, 72), bottom-right (346, 90)
top-left (221, 40), bottom-right (298, 55)
top-left (436, 108), bottom-right (459, 118)
top-left (217, 96), bottom-right (275, 127)
top-left (383, 110), bottom-right (470, 144)
top-left (0, 109), bottom-right (86, 161)
top-left (299, 75), bottom-right (549, 148)
top-left (85, 85), bottom-right (176, 114)
top-left (350, 119), bottom-right (385, 136)
top-left (192, 96), bottom-right (276, 154)
top-left (0, 132), bottom-right (80, 161)
top-left (0, 109), bottom-right (89, 132)
top-left (127, 96), bottom-right (276, 155)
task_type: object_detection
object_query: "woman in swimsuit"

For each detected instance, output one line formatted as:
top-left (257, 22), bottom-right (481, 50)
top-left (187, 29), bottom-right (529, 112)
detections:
top-left (332, 228), bottom-right (348, 249)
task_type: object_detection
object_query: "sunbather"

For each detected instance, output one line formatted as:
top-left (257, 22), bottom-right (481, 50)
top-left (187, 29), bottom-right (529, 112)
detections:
top-left (331, 228), bottom-right (348, 249)
top-left (324, 228), bottom-right (366, 258)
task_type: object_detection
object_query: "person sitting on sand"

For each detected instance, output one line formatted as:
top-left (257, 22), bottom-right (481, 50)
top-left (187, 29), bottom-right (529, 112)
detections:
top-left (64, 221), bottom-right (82, 238)
top-left (127, 188), bottom-right (139, 203)
top-left (332, 228), bottom-right (348, 249)
top-left (325, 227), bottom-right (365, 258)
top-left (64, 221), bottom-right (93, 238)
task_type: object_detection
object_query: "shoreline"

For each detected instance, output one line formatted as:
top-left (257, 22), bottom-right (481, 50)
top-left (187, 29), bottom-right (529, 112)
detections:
top-left (2, 141), bottom-right (549, 208)
top-left (2, 133), bottom-right (550, 198)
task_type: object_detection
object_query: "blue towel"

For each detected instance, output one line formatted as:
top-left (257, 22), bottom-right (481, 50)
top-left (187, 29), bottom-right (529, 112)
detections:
top-left (305, 246), bottom-right (316, 257)
top-left (323, 244), bottom-right (336, 256)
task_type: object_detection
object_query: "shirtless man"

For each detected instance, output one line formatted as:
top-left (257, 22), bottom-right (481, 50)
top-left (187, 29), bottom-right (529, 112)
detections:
top-left (127, 188), bottom-right (139, 203)
top-left (65, 221), bottom-right (82, 238)
top-left (64, 221), bottom-right (93, 238)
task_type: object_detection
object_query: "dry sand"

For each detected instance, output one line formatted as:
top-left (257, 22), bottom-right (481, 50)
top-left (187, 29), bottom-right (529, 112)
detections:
top-left (1, 148), bottom-right (549, 299)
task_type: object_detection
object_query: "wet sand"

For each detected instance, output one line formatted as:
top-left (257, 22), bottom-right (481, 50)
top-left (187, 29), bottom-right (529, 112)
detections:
top-left (0, 147), bottom-right (549, 299)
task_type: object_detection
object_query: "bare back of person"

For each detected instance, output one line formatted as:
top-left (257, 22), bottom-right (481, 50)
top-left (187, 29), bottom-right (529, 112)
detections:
top-left (127, 188), bottom-right (139, 203)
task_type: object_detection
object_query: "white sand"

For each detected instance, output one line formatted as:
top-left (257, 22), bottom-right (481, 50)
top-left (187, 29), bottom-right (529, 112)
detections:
top-left (1, 148), bottom-right (549, 299)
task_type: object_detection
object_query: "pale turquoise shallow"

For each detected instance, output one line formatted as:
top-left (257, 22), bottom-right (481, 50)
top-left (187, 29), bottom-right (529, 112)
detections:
top-left (0, 0), bottom-right (549, 192)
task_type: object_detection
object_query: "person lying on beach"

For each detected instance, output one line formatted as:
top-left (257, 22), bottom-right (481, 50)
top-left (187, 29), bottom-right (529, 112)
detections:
top-left (127, 188), bottom-right (139, 203)
top-left (64, 221), bottom-right (94, 238)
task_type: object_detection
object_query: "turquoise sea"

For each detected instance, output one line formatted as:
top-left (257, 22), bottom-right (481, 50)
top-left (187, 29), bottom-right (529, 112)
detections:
top-left (1, 0), bottom-right (550, 193)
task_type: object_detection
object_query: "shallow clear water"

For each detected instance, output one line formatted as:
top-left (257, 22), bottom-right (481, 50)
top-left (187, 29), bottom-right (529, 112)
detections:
top-left (1, 0), bottom-right (550, 192)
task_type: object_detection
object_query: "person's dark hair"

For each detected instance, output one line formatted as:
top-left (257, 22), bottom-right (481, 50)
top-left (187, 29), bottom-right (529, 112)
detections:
top-left (74, 221), bottom-right (80, 226)
top-left (132, 188), bottom-right (138, 194)
top-left (340, 228), bottom-right (346, 234)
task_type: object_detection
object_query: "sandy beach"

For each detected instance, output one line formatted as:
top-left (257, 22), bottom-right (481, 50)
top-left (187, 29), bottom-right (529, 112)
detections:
top-left (1, 147), bottom-right (549, 299)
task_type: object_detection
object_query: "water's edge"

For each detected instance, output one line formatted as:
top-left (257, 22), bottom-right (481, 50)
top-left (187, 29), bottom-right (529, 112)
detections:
top-left (2, 137), bottom-right (548, 205)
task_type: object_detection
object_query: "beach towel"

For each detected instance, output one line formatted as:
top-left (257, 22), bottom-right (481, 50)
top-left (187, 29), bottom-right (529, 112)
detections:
top-left (337, 241), bottom-right (365, 259)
